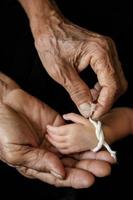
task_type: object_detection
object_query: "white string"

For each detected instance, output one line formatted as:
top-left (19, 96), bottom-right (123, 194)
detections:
top-left (89, 117), bottom-right (116, 160)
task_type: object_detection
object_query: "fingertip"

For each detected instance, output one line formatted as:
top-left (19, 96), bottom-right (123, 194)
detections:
top-left (78, 103), bottom-right (91, 118)
top-left (47, 125), bottom-right (57, 132)
top-left (78, 102), bottom-right (96, 118)
top-left (92, 104), bottom-right (105, 119)
top-left (46, 128), bottom-right (54, 135)
top-left (63, 114), bottom-right (68, 120)
top-left (63, 113), bottom-right (75, 120)
top-left (96, 151), bottom-right (116, 164)
top-left (46, 125), bottom-right (52, 129)
top-left (95, 161), bottom-right (111, 177)
top-left (68, 168), bottom-right (95, 188)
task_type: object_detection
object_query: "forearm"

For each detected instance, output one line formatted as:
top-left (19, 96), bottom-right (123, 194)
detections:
top-left (17, 0), bottom-right (64, 37)
top-left (100, 108), bottom-right (133, 144)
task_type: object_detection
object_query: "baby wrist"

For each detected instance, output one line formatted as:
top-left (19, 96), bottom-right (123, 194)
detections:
top-left (89, 118), bottom-right (116, 160)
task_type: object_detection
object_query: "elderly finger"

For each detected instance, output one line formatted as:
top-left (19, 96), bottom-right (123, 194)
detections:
top-left (14, 147), bottom-right (65, 179)
top-left (23, 167), bottom-right (95, 189)
top-left (75, 159), bottom-right (111, 177)
top-left (72, 150), bottom-right (116, 164)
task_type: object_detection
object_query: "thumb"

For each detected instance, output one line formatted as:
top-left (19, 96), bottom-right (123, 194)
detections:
top-left (20, 147), bottom-right (65, 179)
top-left (64, 70), bottom-right (93, 118)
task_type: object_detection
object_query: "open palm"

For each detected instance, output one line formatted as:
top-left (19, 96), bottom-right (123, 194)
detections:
top-left (0, 87), bottom-right (66, 175)
top-left (0, 73), bottom-right (115, 188)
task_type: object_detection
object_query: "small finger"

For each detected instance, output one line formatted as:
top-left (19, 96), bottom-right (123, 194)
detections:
top-left (47, 125), bottom-right (66, 136)
top-left (63, 113), bottom-right (89, 125)
top-left (47, 131), bottom-right (66, 142)
top-left (46, 134), bottom-right (67, 149)
top-left (31, 167), bottom-right (95, 188)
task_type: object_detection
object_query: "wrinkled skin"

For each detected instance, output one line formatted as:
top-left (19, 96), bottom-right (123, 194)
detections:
top-left (0, 73), bottom-right (115, 188)
top-left (35, 18), bottom-right (127, 119)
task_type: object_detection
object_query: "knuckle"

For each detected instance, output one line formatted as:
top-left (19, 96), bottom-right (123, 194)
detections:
top-left (98, 51), bottom-right (107, 60)
top-left (5, 151), bottom-right (17, 165)
top-left (100, 36), bottom-right (115, 50)
top-left (111, 82), bottom-right (120, 94)
top-left (99, 36), bottom-right (109, 48)
top-left (90, 36), bottom-right (109, 49)
top-left (89, 41), bottom-right (100, 50)
top-left (110, 81), bottom-right (125, 100)
top-left (90, 41), bottom-right (108, 59)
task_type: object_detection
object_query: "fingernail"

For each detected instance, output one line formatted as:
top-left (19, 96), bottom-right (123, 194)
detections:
top-left (51, 170), bottom-right (63, 179)
top-left (63, 114), bottom-right (67, 119)
top-left (78, 103), bottom-right (92, 118)
top-left (47, 125), bottom-right (53, 130)
top-left (46, 125), bottom-right (51, 129)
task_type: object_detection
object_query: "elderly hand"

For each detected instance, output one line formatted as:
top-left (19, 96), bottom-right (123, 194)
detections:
top-left (0, 73), bottom-right (65, 179)
top-left (35, 21), bottom-right (127, 119)
top-left (28, 0), bottom-right (127, 119)
top-left (0, 73), bottom-right (115, 188)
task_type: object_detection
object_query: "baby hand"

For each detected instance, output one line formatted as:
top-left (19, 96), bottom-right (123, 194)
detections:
top-left (46, 113), bottom-right (98, 154)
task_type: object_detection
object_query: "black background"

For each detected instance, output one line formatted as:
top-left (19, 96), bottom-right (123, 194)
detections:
top-left (0, 0), bottom-right (133, 199)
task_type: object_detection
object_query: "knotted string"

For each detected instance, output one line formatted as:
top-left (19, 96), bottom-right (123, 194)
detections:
top-left (89, 103), bottom-right (116, 160)
top-left (89, 117), bottom-right (116, 160)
